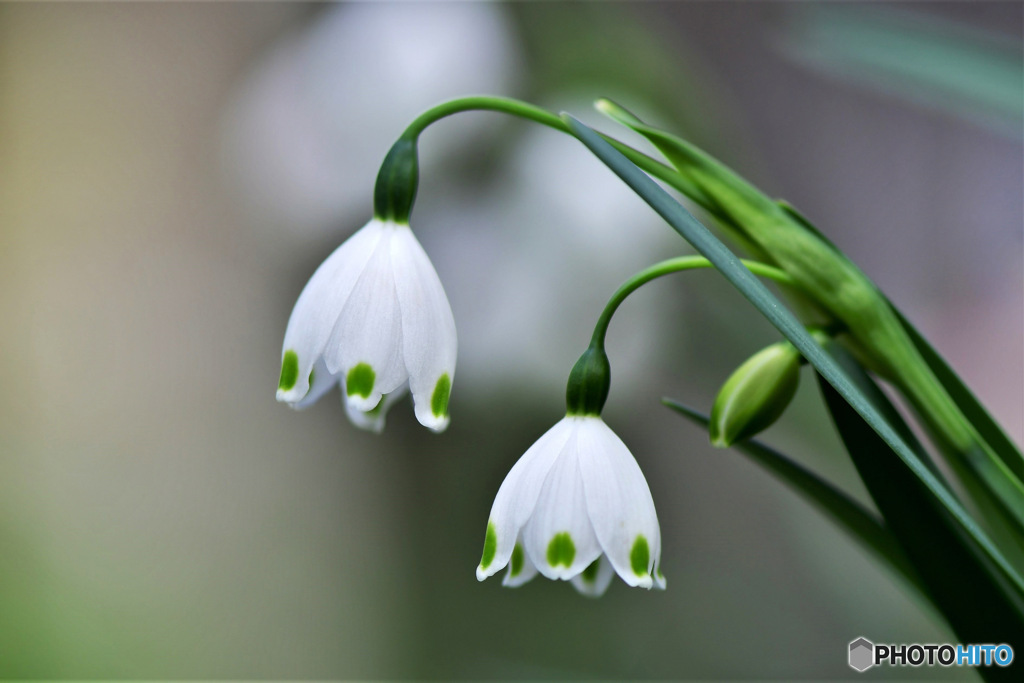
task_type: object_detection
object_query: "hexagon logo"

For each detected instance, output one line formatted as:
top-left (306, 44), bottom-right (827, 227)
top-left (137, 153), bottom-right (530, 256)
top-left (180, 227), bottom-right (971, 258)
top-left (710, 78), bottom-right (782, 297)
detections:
top-left (849, 637), bottom-right (875, 672)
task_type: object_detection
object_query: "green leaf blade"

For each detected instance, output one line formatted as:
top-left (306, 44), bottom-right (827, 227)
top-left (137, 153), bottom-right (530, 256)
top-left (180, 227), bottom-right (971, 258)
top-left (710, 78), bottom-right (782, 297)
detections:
top-left (663, 398), bottom-right (924, 596)
top-left (893, 305), bottom-right (1024, 479)
top-left (561, 113), bottom-right (1024, 597)
top-left (817, 342), bottom-right (1024, 673)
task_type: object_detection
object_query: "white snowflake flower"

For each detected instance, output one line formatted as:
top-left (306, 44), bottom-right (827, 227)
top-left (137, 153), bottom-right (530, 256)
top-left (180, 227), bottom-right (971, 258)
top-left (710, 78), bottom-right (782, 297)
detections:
top-left (277, 218), bottom-right (456, 433)
top-left (477, 415), bottom-right (665, 597)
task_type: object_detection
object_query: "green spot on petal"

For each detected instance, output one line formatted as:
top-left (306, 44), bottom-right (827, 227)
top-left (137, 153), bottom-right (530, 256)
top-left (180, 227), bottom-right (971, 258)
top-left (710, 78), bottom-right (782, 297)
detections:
top-left (581, 558), bottom-right (600, 583)
top-left (546, 532), bottom-right (576, 568)
top-left (630, 535), bottom-right (650, 576)
top-left (431, 373), bottom-right (451, 418)
top-left (308, 367), bottom-right (316, 388)
top-left (278, 350), bottom-right (298, 391)
top-left (346, 363), bottom-right (376, 399)
top-left (510, 543), bottom-right (524, 577)
top-left (480, 521), bottom-right (497, 570)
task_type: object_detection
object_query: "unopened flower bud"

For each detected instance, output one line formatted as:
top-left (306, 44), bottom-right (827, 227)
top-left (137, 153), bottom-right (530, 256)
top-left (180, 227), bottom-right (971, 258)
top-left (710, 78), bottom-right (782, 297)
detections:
top-left (710, 341), bottom-right (801, 447)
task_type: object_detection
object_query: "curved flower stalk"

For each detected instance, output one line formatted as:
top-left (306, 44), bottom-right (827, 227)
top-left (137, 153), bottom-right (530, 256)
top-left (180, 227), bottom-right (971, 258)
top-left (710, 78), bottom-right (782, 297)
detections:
top-left (276, 217), bottom-right (457, 433)
top-left (477, 347), bottom-right (664, 596)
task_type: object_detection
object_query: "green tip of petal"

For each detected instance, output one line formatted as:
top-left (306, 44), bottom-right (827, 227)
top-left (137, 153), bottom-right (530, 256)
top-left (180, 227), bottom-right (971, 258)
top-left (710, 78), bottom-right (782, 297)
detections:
top-left (479, 521), bottom-right (497, 570)
top-left (630, 535), bottom-right (650, 576)
top-left (546, 532), bottom-right (576, 568)
top-left (510, 543), bottom-right (524, 577)
top-left (278, 350), bottom-right (299, 391)
top-left (709, 429), bottom-right (731, 449)
top-left (431, 373), bottom-right (451, 418)
top-left (581, 558), bottom-right (600, 583)
top-left (346, 363), bottom-right (376, 399)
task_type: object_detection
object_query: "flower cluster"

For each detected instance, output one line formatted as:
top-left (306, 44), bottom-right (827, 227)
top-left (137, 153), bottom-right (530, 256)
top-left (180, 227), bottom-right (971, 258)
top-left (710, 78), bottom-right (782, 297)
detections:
top-left (276, 135), bottom-right (664, 596)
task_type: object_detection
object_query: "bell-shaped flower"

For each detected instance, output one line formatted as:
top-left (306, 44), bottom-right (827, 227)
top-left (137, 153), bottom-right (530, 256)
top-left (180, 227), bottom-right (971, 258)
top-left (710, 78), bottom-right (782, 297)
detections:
top-left (476, 415), bottom-right (665, 597)
top-left (276, 218), bottom-right (457, 433)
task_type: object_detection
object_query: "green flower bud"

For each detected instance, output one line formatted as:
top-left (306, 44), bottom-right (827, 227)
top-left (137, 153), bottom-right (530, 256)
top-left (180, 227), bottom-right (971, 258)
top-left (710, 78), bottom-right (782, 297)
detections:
top-left (710, 341), bottom-right (802, 447)
top-left (566, 346), bottom-right (611, 417)
top-left (373, 136), bottom-right (419, 224)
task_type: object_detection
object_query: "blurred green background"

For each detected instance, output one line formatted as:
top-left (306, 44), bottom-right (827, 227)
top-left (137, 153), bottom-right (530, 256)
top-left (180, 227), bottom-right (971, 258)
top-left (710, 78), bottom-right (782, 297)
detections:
top-left (0, 2), bottom-right (1020, 679)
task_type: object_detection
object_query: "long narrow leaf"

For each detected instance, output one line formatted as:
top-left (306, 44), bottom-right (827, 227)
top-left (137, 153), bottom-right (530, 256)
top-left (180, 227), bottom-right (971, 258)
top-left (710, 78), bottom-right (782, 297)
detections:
top-left (817, 342), bottom-right (1024, 679)
top-left (662, 398), bottom-right (925, 596)
top-left (561, 113), bottom-right (1024, 597)
top-left (784, 192), bottom-right (1024, 499)
top-left (604, 103), bottom-right (1024, 539)
top-left (893, 305), bottom-right (1024, 478)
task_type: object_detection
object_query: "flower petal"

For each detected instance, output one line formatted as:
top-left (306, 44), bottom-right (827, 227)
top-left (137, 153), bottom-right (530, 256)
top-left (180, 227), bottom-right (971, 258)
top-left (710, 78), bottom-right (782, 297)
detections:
top-left (324, 222), bottom-right (408, 410)
top-left (577, 417), bottom-right (662, 589)
top-left (277, 219), bottom-right (385, 403)
top-left (522, 418), bottom-right (603, 581)
top-left (390, 225), bottom-right (457, 432)
top-left (570, 554), bottom-right (615, 597)
top-left (287, 358), bottom-right (340, 410)
top-left (501, 538), bottom-right (538, 588)
top-left (343, 384), bottom-right (407, 434)
top-left (476, 419), bottom-right (574, 581)
top-left (653, 561), bottom-right (667, 591)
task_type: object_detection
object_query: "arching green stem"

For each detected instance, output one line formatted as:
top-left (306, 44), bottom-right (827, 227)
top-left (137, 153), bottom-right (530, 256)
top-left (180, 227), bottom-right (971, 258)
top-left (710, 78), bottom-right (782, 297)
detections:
top-left (399, 96), bottom-right (688, 193)
top-left (589, 256), bottom-right (795, 350)
top-left (403, 96), bottom-right (567, 138)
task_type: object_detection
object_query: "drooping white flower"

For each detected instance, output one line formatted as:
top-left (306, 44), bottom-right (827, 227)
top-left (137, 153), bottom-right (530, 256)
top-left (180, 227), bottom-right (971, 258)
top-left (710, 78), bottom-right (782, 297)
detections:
top-left (476, 415), bottom-right (665, 596)
top-left (276, 218), bottom-right (456, 433)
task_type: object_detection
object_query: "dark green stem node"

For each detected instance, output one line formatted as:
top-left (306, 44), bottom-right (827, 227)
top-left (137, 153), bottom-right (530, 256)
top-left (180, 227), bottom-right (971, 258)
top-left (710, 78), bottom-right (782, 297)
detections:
top-left (373, 136), bottom-right (419, 223)
top-left (565, 345), bottom-right (611, 416)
